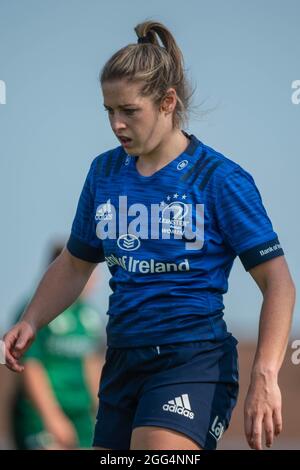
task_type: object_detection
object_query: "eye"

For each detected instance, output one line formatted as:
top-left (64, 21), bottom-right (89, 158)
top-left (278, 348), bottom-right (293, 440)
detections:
top-left (103, 108), bottom-right (137, 116)
top-left (124, 109), bottom-right (136, 115)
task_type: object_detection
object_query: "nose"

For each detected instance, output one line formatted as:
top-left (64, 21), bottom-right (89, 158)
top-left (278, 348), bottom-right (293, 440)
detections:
top-left (110, 113), bottom-right (127, 134)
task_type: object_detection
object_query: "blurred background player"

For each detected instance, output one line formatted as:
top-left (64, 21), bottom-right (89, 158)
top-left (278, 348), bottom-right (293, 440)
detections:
top-left (3, 241), bottom-right (106, 450)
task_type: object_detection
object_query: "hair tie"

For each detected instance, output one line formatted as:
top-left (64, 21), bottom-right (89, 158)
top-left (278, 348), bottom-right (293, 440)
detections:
top-left (137, 34), bottom-right (151, 44)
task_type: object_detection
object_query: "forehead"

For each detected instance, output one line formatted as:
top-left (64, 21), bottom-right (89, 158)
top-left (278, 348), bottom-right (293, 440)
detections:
top-left (102, 80), bottom-right (146, 106)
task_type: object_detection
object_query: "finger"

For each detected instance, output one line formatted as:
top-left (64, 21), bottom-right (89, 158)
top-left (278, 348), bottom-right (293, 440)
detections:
top-left (273, 408), bottom-right (283, 436)
top-left (5, 349), bottom-right (24, 372)
top-left (263, 413), bottom-right (274, 448)
top-left (12, 332), bottom-right (29, 358)
top-left (4, 343), bottom-right (24, 372)
top-left (244, 410), bottom-right (253, 448)
top-left (251, 415), bottom-right (263, 450)
top-left (3, 334), bottom-right (25, 373)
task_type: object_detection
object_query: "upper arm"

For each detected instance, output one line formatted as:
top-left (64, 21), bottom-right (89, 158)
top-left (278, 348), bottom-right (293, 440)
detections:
top-left (248, 256), bottom-right (295, 294)
top-left (60, 246), bottom-right (98, 277)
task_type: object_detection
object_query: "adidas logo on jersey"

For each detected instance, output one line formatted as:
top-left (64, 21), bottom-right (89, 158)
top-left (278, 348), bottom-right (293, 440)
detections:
top-left (95, 200), bottom-right (113, 221)
top-left (162, 394), bottom-right (194, 420)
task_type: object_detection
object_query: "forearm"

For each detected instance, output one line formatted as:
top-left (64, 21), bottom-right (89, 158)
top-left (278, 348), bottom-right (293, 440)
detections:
top-left (21, 248), bottom-right (96, 331)
top-left (251, 281), bottom-right (296, 378)
top-left (244, 258), bottom-right (296, 449)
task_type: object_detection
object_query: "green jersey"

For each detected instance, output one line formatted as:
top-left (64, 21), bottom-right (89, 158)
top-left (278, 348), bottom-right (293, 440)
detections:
top-left (14, 299), bottom-right (105, 448)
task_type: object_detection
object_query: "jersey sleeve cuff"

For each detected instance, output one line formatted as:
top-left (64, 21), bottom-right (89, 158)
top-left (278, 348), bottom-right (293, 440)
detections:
top-left (66, 234), bottom-right (105, 263)
top-left (239, 237), bottom-right (284, 271)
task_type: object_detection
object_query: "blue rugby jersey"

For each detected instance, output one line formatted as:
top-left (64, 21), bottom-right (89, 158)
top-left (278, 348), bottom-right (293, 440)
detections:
top-left (67, 132), bottom-right (284, 347)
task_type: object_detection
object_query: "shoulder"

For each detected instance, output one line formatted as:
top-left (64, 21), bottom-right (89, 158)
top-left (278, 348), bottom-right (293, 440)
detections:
top-left (197, 140), bottom-right (256, 192)
top-left (199, 140), bottom-right (245, 176)
top-left (89, 145), bottom-right (126, 178)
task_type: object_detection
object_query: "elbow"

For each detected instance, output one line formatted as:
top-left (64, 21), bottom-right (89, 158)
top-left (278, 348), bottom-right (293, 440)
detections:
top-left (263, 276), bottom-right (296, 302)
top-left (283, 270), bottom-right (296, 299)
top-left (290, 279), bottom-right (296, 303)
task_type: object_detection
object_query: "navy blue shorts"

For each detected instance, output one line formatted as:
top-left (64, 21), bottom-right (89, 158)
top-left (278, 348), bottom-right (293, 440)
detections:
top-left (93, 336), bottom-right (239, 450)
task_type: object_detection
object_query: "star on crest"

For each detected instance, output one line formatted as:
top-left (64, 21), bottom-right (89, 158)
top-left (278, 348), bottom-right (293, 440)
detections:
top-left (161, 193), bottom-right (189, 206)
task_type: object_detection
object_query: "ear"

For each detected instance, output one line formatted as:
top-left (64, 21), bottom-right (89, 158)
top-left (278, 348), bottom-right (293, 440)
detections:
top-left (160, 88), bottom-right (177, 114)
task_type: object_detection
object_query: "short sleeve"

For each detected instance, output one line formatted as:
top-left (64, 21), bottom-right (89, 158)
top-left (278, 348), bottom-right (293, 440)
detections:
top-left (215, 166), bottom-right (284, 271)
top-left (67, 159), bottom-right (105, 263)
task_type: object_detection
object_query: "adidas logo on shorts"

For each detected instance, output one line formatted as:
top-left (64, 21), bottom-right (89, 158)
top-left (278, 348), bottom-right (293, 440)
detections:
top-left (162, 393), bottom-right (194, 420)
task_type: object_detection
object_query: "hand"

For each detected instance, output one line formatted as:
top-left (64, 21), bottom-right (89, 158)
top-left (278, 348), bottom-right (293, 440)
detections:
top-left (244, 373), bottom-right (282, 450)
top-left (44, 411), bottom-right (78, 449)
top-left (3, 320), bottom-right (37, 372)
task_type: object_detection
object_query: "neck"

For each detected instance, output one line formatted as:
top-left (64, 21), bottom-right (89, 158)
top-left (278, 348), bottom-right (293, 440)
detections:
top-left (136, 129), bottom-right (190, 176)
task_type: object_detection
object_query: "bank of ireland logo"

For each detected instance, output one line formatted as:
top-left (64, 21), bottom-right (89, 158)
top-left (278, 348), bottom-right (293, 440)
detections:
top-left (117, 233), bottom-right (141, 251)
top-left (177, 159), bottom-right (188, 170)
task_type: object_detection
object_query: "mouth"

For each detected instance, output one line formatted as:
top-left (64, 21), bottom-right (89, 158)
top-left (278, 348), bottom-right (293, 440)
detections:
top-left (117, 136), bottom-right (133, 147)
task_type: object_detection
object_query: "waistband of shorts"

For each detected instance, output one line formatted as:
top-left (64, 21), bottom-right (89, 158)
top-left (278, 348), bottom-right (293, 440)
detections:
top-left (106, 334), bottom-right (238, 353)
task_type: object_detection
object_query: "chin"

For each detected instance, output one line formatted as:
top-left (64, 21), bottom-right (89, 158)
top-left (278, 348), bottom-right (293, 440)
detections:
top-left (126, 144), bottom-right (139, 156)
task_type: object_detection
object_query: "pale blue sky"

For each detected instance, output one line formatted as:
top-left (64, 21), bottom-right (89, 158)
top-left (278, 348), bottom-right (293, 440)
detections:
top-left (0, 0), bottom-right (299, 338)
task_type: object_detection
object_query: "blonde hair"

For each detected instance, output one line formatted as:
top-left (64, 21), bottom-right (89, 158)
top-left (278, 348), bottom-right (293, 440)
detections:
top-left (100, 20), bottom-right (195, 129)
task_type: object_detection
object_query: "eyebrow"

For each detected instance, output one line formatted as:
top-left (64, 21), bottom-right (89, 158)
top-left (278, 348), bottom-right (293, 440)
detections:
top-left (103, 103), bottom-right (137, 109)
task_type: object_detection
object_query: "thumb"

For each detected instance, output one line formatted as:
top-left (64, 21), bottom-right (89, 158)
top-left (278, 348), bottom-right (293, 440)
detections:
top-left (15, 337), bottom-right (25, 349)
top-left (14, 332), bottom-right (28, 354)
